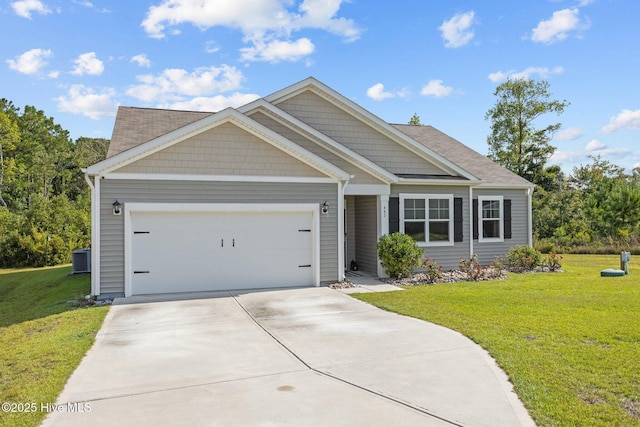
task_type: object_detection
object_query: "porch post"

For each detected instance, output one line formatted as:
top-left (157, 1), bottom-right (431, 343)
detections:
top-left (376, 194), bottom-right (389, 278)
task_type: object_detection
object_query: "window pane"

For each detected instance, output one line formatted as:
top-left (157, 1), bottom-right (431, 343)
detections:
top-left (404, 199), bottom-right (425, 220)
top-left (483, 219), bottom-right (500, 238)
top-left (482, 200), bottom-right (500, 219)
top-left (405, 221), bottom-right (425, 242)
top-left (429, 221), bottom-right (449, 241)
top-left (429, 198), bottom-right (449, 220)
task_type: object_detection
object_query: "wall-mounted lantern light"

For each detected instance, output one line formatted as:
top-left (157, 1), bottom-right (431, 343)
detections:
top-left (321, 201), bottom-right (329, 215)
top-left (112, 200), bottom-right (122, 216)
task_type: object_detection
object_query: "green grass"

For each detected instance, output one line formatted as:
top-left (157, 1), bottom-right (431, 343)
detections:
top-left (0, 266), bottom-right (108, 427)
top-left (354, 255), bottom-right (640, 427)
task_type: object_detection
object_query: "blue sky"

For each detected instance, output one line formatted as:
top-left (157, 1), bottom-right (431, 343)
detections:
top-left (3, 0), bottom-right (639, 173)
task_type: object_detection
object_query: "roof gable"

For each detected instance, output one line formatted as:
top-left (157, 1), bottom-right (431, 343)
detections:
top-left (87, 108), bottom-right (350, 180)
top-left (264, 78), bottom-right (479, 182)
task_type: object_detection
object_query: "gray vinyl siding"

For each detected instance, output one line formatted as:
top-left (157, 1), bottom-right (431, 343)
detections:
top-left (354, 196), bottom-right (378, 273)
top-left (391, 184), bottom-right (471, 271)
top-left (472, 188), bottom-right (529, 264)
top-left (99, 179), bottom-right (338, 294)
top-left (116, 122), bottom-right (325, 178)
top-left (277, 91), bottom-right (450, 176)
top-left (249, 111), bottom-right (385, 185)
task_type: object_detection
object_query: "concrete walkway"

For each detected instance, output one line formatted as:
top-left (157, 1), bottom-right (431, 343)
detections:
top-left (42, 287), bottom-right (535, 427)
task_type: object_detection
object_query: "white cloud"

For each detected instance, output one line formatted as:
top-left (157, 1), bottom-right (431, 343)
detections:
top-left (531, 8), bottom-right (589, 44)
top-left (366, 83), bottom-right (394, 101)
top-left (439, 11), bottom-right (476, 48)
top-left (163, 93), bottom-right (260, 111)
top-left (126, 65), bottom-right (244, 104)
top-left (55, 85), bottom-right (117, 119)
top-left (420, 80), bottom-right (454, 98)
top-left (586, 139), bottom-right (606, 151)
top-left (550, 150), bottom-right (584, 163)
top-left (554, 127), bottom-right (583, 141)
top-left (141, 0), bottom-right (361, 62)
top-left (602, 109), bottom-right (640, 133)
top-left (71, 52), bottom-right (104, 76)
top-left (11, 0), bottom-right (51, 19)
top-left (488, 66), bottom-right (564, 83)
top-left (6, 48), bottom-right (52, 75)
top-left (240, 37), bottom-right (314, 62)
top-left (131, 54), bottom-right (151, 68)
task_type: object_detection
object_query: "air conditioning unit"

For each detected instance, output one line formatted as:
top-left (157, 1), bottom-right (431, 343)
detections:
top-left (72, 249), bottom-right (91, 274)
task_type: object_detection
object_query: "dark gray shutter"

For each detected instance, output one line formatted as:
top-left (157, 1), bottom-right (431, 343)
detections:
top-left (504, 199), bottom-right (512, 239)
top-left (454, 197), bottom-right (463, 242)
top-left (389, 197), bottom-right (399, 233)
top-left (472, 199), bottom-right (478, 240)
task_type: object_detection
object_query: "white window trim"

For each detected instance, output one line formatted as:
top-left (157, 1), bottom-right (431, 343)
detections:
top-left (478, 195), bottom-right (504, 243)
top-left (399, 193), bottom-right (454, 247)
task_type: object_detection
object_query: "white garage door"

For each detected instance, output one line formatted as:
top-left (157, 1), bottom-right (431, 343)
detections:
top-left (128, 208), bottom-right (315, 295)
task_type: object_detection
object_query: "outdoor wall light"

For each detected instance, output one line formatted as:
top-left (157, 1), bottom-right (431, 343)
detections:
top-left (112, 200), bottom-right (122, 216)
top-left (321, 201), bottom-right (329, 215)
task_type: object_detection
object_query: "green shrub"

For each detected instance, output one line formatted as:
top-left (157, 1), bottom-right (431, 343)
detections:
top-left (423, 257), bottom-right (443, 283)
top-left (376, 232), bottom-right (424, 279)
top-left (506, 245), bottom-right (544, 271)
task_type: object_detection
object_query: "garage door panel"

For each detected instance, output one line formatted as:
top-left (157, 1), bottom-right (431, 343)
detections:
top-left (129, 209), bottom-right (315, 295)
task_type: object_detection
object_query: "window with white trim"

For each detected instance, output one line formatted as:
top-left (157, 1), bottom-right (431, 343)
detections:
top-left (400, 194), bottom-right (454, 246)
top-left (478, 196), bottom-right (503, 242)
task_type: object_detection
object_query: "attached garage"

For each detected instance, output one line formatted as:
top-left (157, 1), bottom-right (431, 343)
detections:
top-left (124, 203), bottom-right (320, 296)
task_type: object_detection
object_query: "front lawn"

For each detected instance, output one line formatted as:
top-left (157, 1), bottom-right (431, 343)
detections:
top-left (354, 255), bottom-right (640, 426)
top-left (0, 266), bottom-right (108, 427)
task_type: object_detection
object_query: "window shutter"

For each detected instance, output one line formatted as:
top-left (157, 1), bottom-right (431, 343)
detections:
top-left (504, 199), bottom-right (512, 239)
top-left (454, 197), bottom-right (463, 242)
top-left (389, 197), bottom-right (399, 233)
top-left (472, 199), bottom-right (478, 240)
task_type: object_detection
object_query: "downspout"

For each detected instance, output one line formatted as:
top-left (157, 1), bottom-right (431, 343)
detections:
top-left (527, 187), bottom-right (533, 246)
top-left (83, 170), bottom-right (100, 296)
top-left (469, 186), bottom-right (474, 258)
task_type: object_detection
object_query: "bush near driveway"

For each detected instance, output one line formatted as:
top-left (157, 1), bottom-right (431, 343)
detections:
top-left (0, 266), bottom-right (108, 427)
top-left (354, 255), bottom-right (640, 427)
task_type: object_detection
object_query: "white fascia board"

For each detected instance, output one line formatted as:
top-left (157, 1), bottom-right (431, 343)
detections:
top-left (344, 184), bottom-right (390, 195)
top-left (264, 78), bottom-right (479, 181)
top-left (239, 100), bottom-right (398, 184)
top-left (104, 173), bottom-right (336, 184)
top-left (397, 178), bottom-right (480, 186)
top-left (86, 107), bottom-right (350, 181)
top-left (475, 182), bottom-right (536, 190)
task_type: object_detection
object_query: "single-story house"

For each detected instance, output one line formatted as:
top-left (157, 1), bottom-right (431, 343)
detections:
top-left (84, 77), bottom-right (534, 298)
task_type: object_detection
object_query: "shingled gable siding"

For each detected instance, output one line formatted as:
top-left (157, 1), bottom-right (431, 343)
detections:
top-left (116, 122), bottom-right (325, 177)
top-left (390, 185), bottom-right (470, 270)
top-left (99, 179), bottom-right (339, 294)
top-left (472, 188), bottom-right (529, 263)
top-left (249, 111), bottom-right (385, 185)
top-left (276, 91), bottom-right (450, 175)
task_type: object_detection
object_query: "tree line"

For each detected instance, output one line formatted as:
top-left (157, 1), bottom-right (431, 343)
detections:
top-left (0, 99), bottom-right (108, 267)
top-left (484, 78), bottom-right (640, 253)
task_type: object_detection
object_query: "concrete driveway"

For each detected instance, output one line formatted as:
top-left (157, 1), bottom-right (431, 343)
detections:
top-left (42, 287), bottom-right (535, 427)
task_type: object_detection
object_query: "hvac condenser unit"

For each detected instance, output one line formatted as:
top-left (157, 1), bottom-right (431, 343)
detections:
top-left (72, 249), bottom-right (91, 274)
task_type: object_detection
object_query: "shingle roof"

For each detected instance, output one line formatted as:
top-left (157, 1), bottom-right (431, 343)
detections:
top-left (392, 124), bottom-right (533, 187)
top-left (108, 107), bottom-right (213, 157)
